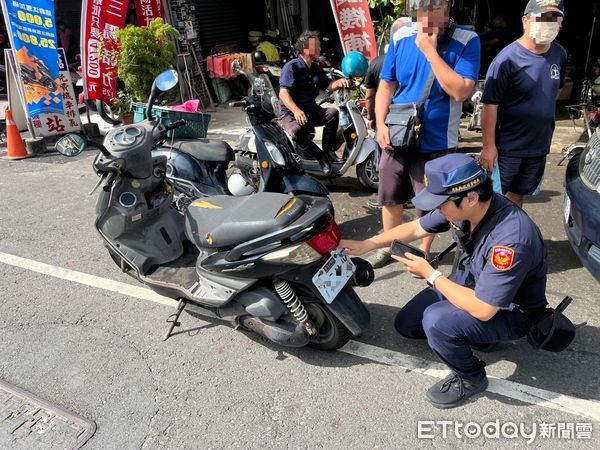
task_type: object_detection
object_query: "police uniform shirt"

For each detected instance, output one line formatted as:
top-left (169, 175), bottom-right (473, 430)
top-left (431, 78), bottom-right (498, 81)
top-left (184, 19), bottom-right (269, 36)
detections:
top-left (279, 57), bottom-right (332, 117)
top-left (419, 193), bottom-right (548, 311)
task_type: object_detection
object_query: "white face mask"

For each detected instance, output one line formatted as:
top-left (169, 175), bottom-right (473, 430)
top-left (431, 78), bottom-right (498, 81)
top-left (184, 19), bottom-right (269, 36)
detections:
top-left (528, 21), bottom-right (560, 45)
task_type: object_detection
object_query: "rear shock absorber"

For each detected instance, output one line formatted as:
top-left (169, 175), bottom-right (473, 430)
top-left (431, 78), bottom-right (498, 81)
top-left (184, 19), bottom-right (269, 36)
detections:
top-left (274, 280), bottom-right (317, 336)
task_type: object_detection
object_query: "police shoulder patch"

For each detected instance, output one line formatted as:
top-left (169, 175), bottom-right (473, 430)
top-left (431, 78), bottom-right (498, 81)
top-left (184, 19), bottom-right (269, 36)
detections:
top-left (491, 246), bottom-right (515, 271)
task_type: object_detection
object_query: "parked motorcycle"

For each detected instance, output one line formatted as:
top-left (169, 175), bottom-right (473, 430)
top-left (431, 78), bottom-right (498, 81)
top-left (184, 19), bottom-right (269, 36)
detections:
top-left (235, 64), bottom-right (379, 192)
top-left (229, 63), bottom-right (330, 198)
top-left (55, 69), bottom-right (373, 350)
top-left (465, 79), bottom-right (485, 132)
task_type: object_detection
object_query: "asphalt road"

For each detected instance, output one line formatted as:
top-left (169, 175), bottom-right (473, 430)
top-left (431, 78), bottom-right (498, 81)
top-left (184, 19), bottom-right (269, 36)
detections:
top-left (0, 121), bottom-right (599, 449)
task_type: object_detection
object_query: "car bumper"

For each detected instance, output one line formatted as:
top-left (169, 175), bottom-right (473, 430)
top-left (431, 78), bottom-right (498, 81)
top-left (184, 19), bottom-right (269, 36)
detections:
top-left (564, 154), bottom-right (600, 281)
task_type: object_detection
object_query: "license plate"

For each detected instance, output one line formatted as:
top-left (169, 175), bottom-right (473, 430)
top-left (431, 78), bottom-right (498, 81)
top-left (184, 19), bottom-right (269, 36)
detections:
top-left (563, 193), bottom-right (571, 225)
top-left (312, 249), bottom-right (355, 304)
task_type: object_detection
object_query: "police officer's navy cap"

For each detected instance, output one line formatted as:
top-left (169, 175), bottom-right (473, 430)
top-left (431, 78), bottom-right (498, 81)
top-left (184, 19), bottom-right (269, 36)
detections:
top-left (524, 0), bottom-right (564, 16)
top-left (412, 154), bottom-right (487, 211)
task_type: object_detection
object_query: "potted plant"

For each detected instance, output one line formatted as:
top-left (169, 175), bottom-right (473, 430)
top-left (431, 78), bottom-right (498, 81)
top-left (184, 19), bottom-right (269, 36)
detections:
top-left (113, 90), bottom-right (135, 124)
top-left (114, 18), bottom-right (179, 104)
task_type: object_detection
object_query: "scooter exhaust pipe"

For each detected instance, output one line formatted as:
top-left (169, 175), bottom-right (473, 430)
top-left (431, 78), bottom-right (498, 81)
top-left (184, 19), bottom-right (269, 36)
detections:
top-left (239, 316), bottom-right (310, 348)
top-left (186, 303), bottom-right (311, 347)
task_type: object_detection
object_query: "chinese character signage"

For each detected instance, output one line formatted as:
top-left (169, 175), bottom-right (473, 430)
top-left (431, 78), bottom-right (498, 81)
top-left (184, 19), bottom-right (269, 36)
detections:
top-left (81, 0), bottom-right (128, 103)
top-left (31, 48), bottom-right (82, 136)
top-left (0, 0), bottom-right (63, 117)
top-left (330, 0), bottom-right (377, 59)
top-left (134, 0), bottom-right (164, 27)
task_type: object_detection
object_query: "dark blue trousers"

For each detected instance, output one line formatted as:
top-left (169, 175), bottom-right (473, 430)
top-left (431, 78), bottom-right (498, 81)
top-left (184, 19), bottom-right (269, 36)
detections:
top-left (394, 288), bottom-right (532, 382)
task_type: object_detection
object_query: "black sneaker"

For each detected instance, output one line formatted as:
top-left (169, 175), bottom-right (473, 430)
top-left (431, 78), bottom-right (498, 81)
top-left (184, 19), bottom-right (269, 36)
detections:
top-left (426, 373), bottom-right (488, 409)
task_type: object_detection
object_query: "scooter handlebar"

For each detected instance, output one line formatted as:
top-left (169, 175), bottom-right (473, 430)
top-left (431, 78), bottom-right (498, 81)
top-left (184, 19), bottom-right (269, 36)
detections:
top-left (164, 119), bottom-right (186, 131)
top-left (229, 101), bottom-right (247, 108)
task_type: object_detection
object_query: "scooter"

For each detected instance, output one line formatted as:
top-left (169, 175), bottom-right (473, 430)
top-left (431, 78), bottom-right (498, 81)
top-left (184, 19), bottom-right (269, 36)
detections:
top-left (465, 79), bottom-right (485, 132)
top-left (228, 63), bottom-right (330, 198)
top-left (235, 65), bottom-right (380, 192)
top-left (55, 69), bottom-right (373, 350)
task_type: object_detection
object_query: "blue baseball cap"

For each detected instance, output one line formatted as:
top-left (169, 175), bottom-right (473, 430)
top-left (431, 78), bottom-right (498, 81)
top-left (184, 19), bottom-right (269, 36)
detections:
top-left (524, 0), bottom-right (564, 16)
top-left (412, 154), bottom-right (488, 211)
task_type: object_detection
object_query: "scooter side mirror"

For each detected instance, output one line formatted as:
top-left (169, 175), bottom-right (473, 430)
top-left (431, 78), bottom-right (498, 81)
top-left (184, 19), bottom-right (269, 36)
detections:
top-left (146, 69), bottom-right (179, 121)
top-left (55, 133), bottom-right (87, 157)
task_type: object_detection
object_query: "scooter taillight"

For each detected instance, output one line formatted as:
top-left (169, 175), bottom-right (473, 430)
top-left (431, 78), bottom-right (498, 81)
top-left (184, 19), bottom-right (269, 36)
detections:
top-left (307, 220), bottom-right (341, 255)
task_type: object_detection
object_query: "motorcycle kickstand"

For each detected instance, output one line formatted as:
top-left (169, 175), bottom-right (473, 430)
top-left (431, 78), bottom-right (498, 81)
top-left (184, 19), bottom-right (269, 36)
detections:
top-left (162, 298), bottom-right (188, 341)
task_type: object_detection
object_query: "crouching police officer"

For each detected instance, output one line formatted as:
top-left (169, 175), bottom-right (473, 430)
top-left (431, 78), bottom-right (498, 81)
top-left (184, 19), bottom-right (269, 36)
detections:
top-left (341, 154), bottom-right (548, 408)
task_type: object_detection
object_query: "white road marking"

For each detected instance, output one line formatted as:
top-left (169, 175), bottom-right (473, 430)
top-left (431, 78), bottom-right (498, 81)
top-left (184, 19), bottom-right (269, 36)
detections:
top-left (2, 251), bottom-right (599, 422)
top-left (0, 252), bottom-right (178, 308)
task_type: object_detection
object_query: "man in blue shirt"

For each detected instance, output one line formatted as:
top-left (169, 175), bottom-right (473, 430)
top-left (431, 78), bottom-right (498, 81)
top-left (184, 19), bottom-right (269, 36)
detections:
top-left (341, 154), bottom-right (548, 408)
top-left (278, 30), bottom-right (350, 175)
top-left (481, 0), bottom-right (567, 208)
top-left (369, 0), bottom-right (480, 268)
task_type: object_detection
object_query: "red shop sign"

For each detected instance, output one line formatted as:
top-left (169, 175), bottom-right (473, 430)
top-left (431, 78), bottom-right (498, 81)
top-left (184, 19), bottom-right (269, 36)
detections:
top-left (80, 0), bottom-right (128, 103)
top-left (134, 0), bottom-right (165, 27)
top-left (330, 0), bottom-right (378, 60)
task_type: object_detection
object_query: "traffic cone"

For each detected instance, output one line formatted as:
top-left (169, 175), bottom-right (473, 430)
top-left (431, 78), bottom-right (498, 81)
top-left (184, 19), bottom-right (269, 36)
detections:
top-left (4, 109), bottom-right (29, 160)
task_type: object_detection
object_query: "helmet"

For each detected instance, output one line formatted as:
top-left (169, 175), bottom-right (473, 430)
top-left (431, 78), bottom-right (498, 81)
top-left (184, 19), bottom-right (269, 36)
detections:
top-left (227, 173), bottom-right (256, 196)
top-left (341, 52), bottom-right (368, 78)
top-left (253, 51), bottom-right (267, 63)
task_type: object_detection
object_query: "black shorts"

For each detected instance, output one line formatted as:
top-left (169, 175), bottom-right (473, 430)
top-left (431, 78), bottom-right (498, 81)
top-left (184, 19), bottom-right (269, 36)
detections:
top-left (378, 148), bottom-right (454, 216)
top-left (497, 154), bottom-right (547, 195)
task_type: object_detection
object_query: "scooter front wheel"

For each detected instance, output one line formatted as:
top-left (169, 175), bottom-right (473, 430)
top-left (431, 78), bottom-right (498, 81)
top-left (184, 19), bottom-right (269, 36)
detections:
top-left (356, 154), bottom-right (379, 192)
top-left (305, 303), bottom-right (351, 350)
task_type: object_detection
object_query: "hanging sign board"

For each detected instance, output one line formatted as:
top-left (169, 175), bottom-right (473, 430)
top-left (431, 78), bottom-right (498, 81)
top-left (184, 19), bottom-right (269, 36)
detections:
top-left (329, 0), bottom-right (378, 59)
top-left (81, 0), bottom-right (128, 104)
top-left (134, 0), bottom-right (165, 27)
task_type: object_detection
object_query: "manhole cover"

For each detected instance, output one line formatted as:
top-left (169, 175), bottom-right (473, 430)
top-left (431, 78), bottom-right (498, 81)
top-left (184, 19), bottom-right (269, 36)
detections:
top-left (0, 380), bottom-right (96, 449)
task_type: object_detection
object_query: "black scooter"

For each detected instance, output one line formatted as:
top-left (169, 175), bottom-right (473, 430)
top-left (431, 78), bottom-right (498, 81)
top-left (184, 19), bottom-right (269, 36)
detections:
top-left (56, 69), bottom-right (373, 350)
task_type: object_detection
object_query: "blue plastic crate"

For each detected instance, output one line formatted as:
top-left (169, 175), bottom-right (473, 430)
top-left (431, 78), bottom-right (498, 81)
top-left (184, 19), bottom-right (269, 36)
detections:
top-left (132, 103), bottom-right (211, 138)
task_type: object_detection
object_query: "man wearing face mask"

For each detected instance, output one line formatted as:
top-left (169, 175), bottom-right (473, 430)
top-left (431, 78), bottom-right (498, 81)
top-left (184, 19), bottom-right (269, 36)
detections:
top-left (368, 0), bottom-right (480, 269)
top-left (480, 0), bottom-right (567, 208)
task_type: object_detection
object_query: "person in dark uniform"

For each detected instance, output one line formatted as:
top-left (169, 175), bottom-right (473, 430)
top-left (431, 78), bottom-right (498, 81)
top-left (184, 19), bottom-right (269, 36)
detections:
top-left (341, 154), bottom-right (548, 408)
top-left (278, 30), bottom-right (350, 175)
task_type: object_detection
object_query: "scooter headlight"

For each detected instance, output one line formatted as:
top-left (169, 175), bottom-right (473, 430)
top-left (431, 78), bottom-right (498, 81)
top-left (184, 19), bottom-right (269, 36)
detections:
top-left (264, 140), bottom-right (286, 166)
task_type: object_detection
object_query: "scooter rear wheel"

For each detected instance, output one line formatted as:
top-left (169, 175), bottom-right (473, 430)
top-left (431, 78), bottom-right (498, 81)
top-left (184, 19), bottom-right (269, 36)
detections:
top-left (306, 304), bottom-right (351, 350)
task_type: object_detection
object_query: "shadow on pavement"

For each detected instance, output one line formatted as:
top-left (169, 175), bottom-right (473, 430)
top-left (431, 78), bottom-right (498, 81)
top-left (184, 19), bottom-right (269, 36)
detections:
top-left (546, 239), bottom-right (585, 274)
top-left (525, 189), bottom-right (562, 204)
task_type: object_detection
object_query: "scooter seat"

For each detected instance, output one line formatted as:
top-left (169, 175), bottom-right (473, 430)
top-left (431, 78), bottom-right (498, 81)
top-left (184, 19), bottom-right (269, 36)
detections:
top-left (170, 138), bottom-right (234, 162)
top-left (185, 193), bottom-right (306, 249)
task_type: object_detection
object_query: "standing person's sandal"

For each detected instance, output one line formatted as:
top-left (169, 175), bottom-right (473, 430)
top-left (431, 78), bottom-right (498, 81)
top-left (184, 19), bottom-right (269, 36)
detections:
top-left (366, 249), bottom-right (393, 268)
